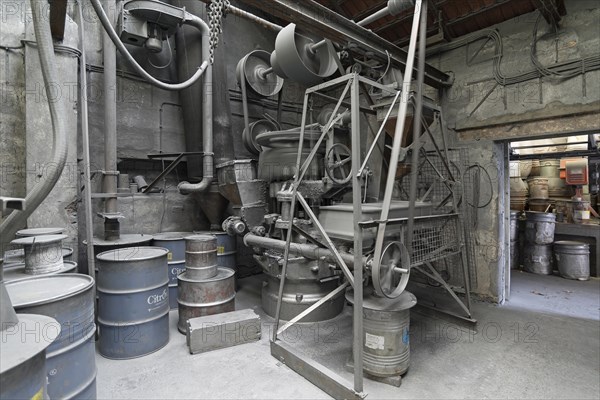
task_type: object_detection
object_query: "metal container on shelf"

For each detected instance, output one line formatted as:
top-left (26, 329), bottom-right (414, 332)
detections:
top-left (185, 235), bottom-right (218, 280)
top-left (177, 268), bottom-right (236, 334)
top-left (523, 244), bottom-right (553, 275)
top-left (530, 159), bottom-right (541, 177)
top-left (525, 212), bottom-right (556, 245)
top-left (96, 247), bottom-right (170, 359)
top-left (346, 289), bottom-right (417, 384)
top-left (539, 159), bottom-right (561, 178)
top-left (510, 196), bottom-right (528, 212)
top-left (6, 274), bottom-right (97, 400)
top-left (194, 231), bottom-right (237, 269)
top-left (554, 241), bottom-right (590, 281)
top-left (527, 177), bottom-right (549, 199)
top-left (519, 160), bottom-right (532, 178)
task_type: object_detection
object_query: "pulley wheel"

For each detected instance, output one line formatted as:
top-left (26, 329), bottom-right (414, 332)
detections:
top-left (372, 241), bottom-right (410, 299)
top-left (271, 23), bottom-right (337, 86)
top-left (325, 143), bottom-right (352, 185)
top-left (236, 50), bottom-right (284, 97)
top-left (255, 126), bottom-right (324, 149)
top-left (243, 119), bottom-right (278, 155)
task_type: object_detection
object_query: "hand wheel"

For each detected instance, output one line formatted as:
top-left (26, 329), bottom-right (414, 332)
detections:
top-left (372, 241), bottom-right (410, 299)
top-left (325, 143), bottom-right (352, 185)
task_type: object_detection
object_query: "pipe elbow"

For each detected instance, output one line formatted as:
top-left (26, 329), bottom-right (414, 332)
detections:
top-left (177, 176), bottom-right (212, 194)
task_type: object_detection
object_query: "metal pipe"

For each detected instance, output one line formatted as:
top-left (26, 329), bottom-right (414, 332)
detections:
top-left (243, 234), bottom-right (363, 268)
top-left (102, 0), bottom-right (119, 239)
top-left (356, 6), bottom-right (390, 27)
top-left (77, 0), bottom-right (96, 281)
top-left (227, 4), bottom-right (283, 32)
top-left (406, 0), bottom-right (427, 258)
top-left (0, 0), bottom-right (68, 241)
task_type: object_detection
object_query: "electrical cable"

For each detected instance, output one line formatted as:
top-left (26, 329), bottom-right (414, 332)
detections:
top-left (148, 37), bottom-right (173, 70)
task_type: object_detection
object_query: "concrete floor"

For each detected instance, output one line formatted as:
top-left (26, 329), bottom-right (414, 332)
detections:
top-left (96, 272), bottom-right (600, 399)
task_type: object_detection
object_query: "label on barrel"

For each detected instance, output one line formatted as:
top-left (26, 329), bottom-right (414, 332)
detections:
top-left (217, 246), bottom-right (225, 255)
top-left (365, 332), bottom-right (385, 350)
top-left (168, 252), bottom-right (173, 261)
top-left (31, 387), bottom-right (43, 400)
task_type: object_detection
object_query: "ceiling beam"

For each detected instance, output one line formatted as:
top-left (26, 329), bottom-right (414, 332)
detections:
top-left (239, 0), bottom-right (453, 88)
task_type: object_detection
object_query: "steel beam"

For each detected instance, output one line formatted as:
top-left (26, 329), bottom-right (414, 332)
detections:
top-left (238, 0), bottom-right (452, 88)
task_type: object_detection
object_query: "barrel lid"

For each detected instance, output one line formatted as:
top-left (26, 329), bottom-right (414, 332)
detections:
top-left (194, 230), bottom-right (227, 236)
top-left (525, 211), bottom-right (556, 221)
top-left (11, 234), bottom-right (68, 246)
top-left (16, 227), bottom-right (65, 237)
top-left (83, 233), bottom-right (153, 247)
top-left (178, 267), bottom-right (234, 283)
top-left (6, 274), bottom-right (94, 308)
top-left (185, 234), bottom-right (217, 242)
top-left (3, 261), bottom-right (78, 283)
top-left (346, 288), bottom-right (417, 311)
top-left (97, 246), bottom-right (169, 262)
top-left (153, 232), bottom-right (194, 241)
top-left (554, 241), bottom-right (590, 249)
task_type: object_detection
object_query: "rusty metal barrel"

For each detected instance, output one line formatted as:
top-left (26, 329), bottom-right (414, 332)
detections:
top-left (185, 235), bottom-right (218, 280)
top-left (6, 274), bottom-right (97, 399)
top-left (177, 267), bottom-right (236, 334)
top-left (96, 247), bottom-right (170, 359)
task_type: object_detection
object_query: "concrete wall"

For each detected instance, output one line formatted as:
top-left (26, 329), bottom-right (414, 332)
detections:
top-left (430, 1), bottom-right (600, 301)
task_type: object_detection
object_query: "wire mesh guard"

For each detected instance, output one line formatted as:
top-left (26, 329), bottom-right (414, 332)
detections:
top-left (400, 214), bottom-right (461, 267)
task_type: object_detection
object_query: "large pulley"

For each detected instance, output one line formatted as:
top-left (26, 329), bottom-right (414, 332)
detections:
top-left (236, 50), bottom-right (284, 97)
top-left (325, 143), bottom-right (352, 185)
top-left (372, 241), bottom-right (410, 299)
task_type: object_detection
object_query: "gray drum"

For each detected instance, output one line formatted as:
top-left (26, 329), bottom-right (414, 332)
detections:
top-left (523, 244), bottom-right (553, 275)
top-left (168, 261), bottom-right (185, 310)
top-left (525, 212), bottom-right (556, 245)
top-left (16, 227), bottom-right (66, 237)
top-left (3, 260), bottom-right (78, 283)
top-left (185, 235), bottom-right (218, 279)
top-left (152, 232), bottom-right (193, 263)
top-left (346, 289), bottom-right (417, 383)
top-left (194, 231), bottom-right (237, 269)
top-left (509, 211), bottom-right (520, 242)
top-left (11, 234), bottom-right (68, 274)
top-left (177, 268), bottom-right (235, 334)
top-left (96, 247), bottom-right (170, 359)
top-left (554, 241), bottom-right (590, 281)
top-left (6, 274), bottom-right (97, 399)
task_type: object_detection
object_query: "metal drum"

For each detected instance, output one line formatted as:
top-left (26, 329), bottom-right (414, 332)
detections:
top-left (525, 212), bottom-right (556, 245)
top-left (185, 235), bottom-right (218, 280)
top-left (195, 231), bottom-right (238, 269)
top-left (540, 159), bottom-right (560, 178)
top-left (554, 241), bottom-right (590, 281)
top-left (16, 227), bottom-right (65, 237)
top-left (152, 232), bottom-right (193, 262)
top-left (6, 274), bottom-right (97, 399)
top-left (83, 234), bottom-right (153, 274)
top-left (177, 268), bottom-right (235, 334)
top-left (346, 289), bottom-right (417, 385)
top-left (96, 247), bottom-right (170, 359)
top-left (3, 260), bottom-right (78, 283)
top-left (528, 177), bottom-right (549, 199)
top-left (168, 261), bottom-right (185, 310)
top-left (523, 244), bottom-right (553, 275)
top-left (259, 255), bottom-right (345, 322)
top-left (11, 234), bottom-right (68, 274)
top-left (509, 211), bottom-right (520, 242)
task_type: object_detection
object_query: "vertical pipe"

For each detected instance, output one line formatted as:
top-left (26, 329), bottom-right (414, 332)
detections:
top-left (77, 0), bottom-right (96, 282)
top-left (350, 74), bottom-right (364, 393)
top-left (102, 0), bottom-right (118, 223)
top-left (406, 0), bottom-right (427, 256)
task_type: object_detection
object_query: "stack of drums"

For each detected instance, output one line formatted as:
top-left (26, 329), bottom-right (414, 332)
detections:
top-left (152, 232), bottom-right (193, 310)
top-left (96, 247), bottom-right (170, 359)
top-left (5, 234), bottom-right (77, 282)
top-left (527, 177), bottom-right (550, 212)
top-left (554, 241), bottom-right (590, 281)
top-left (509, 211), bottom-right (521, 269)
top-left (177, 235), bottom-right (235, 334)
top-left (6, 274), bottom-right (97, 399)
top-left (194, 231), bottom-right (237, 270)
top-left (523, 212), bottom-right (556, 275)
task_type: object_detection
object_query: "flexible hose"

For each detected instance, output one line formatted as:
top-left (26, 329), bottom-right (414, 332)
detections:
top-left (0, 0), bottom-right (68, 241)
top-left (89, 0), bottom-right (209, 91)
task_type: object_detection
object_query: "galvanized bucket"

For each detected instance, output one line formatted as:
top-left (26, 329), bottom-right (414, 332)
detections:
top-left (554, 241), bottom-right (590, 281)
top-left (509, 211), bottom-right (520, 243)
top-left (523, 244), bottom-right (553, 275)
top-left (96, 247), bottom-right (170, 359)
top-left (525, 212), bottom-right (556, 245)
top-left (6, 274), bottom-right (97, 399)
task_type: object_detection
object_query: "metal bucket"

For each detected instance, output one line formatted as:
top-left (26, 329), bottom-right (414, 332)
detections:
top-left (195, 231), bottom-right (237, 269)
top-left (509, 211), bottom-right (520, 242)
top-left (540, 159), bottom-right (560, 178)
top-left (96, 247), bottom-right (170, 359)
top-left (6, 274), bottom-right (97, 399)
top-left (510, 241), bottom-right (520, 270)
top-left (177, 268), bottom-right (235, 334)
top-left (185, 235), bottom-right (218, 280)
top-left (525, 212), bottom-right (556, 245)
top-left (346, 289), bottom-right (417, 380)
top-left (523, 244), bottom-right (553, 275)
top-left (554, 241), bottom-right (590, 281)
top-left (528, 177), bottom-right (549, 199)
top-left (152, 232), bottom-right (193, 262)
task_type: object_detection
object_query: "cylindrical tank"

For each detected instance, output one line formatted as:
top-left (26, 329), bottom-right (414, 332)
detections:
top-left (152, 232), bottom-right (193, 262)
top-left (259, 255), bottom-right (345, 322)
top-left (554, 241), bottom-right (590, 281)
top-left (168, 261), bottom-right (185, 310)
top-left (185, 235), bottom-right (218, 280)
top-left (195, 231), bottom-right (237, 269)
top-left (523, 244), bottom-right (553, 275)
top-left (528, 177), bottom-right (549, 199)
top-left (346, 289), bottom-right (417, 380)
top-left (6, 274), bottom-right (97, 399)
top-left (525, 212), bottom-right (556, 245)
top-left (96, 247), bottom-right (170, 359)
top-left (83, 234), bottom-right (153, 275)
top-left (11, 234), bottom-right (67, 275)
top-left (177, 268), bottom-right (236, 334)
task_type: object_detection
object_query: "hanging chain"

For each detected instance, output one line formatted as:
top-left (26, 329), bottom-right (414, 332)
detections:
top-left (207, 0), bottom-right (230, 64)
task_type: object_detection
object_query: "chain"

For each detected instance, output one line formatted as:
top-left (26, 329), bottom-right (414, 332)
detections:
top-left (207, 0), bottom-right (230, 64)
